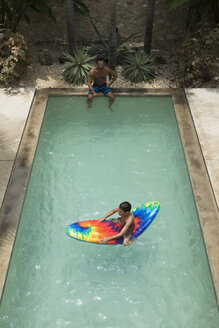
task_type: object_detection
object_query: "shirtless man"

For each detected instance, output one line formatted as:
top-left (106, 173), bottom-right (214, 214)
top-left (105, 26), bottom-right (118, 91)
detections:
top-left (87, 56), bottom-right (117, 108)
top-left (99, 201), bottom-right (135, 246)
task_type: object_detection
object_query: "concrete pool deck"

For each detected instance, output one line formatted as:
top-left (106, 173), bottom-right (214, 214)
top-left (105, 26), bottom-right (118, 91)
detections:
top-left (0, 88), bottom-right (218, 304)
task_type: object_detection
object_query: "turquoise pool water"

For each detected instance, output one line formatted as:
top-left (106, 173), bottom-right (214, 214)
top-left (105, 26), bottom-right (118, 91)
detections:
top-left (0, 96), bottom-right (218, 328)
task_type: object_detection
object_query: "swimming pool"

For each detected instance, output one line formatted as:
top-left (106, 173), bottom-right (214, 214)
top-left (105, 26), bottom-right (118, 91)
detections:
top-left (0, 90), bottom-right (219, 327)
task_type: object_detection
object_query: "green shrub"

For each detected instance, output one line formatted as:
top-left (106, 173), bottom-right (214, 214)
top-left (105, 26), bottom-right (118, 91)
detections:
top-left (61, 47), bottom-right (95, 85)
top-left (0, 30), bottom-right (31, 86)
top-left (122, 50), bottom-right (155, 83)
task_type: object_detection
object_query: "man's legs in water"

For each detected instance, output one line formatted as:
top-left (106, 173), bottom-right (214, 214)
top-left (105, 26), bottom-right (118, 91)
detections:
top-left (87, 90), bottom-right (114, 109)
top-left (87, 93), bottom-right (94, 109)
top-left (106, 92), bottom-right (114, 108)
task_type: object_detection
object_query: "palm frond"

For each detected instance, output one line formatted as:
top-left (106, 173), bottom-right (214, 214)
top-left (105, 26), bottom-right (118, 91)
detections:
top-left (61, 47), bottom-right (95, 85)
top-left (122, 50), bottom-right (155, 83)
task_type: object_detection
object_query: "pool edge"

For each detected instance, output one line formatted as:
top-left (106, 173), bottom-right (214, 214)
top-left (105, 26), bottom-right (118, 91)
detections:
top-left (172, 89), bottom-right (219, 307)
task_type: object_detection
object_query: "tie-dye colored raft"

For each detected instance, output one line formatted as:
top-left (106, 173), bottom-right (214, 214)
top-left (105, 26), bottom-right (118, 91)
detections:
top-left (66, 201), bottom-right (160, 245)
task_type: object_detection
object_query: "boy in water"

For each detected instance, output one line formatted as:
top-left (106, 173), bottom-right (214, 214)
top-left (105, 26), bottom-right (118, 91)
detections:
top-left (87, 56), bottom-right (117, 109)
top-left (99, 201), bottom-right (135, 246)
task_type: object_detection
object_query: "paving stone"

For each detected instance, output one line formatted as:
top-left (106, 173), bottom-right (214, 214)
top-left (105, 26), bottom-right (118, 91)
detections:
top-left (186, 88), bottom-right (219, 207)
top-left (185, 89), bottom-right (219, 160)
top-left (0, 88), bottom-right (35, 160)
top-left (206, 159), bottom-right (219, 208)
top-left (0, 161), bottom-right (14, 208)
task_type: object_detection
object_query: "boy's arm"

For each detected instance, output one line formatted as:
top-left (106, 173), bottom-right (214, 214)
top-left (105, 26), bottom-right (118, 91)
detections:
top-left (100, 216), bottom-right (133, 244)
top-left (98, 208), bottom-right (119, 222)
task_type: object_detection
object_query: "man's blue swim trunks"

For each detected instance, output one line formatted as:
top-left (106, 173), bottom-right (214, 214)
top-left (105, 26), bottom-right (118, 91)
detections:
top-left (88, 84), bottom-right (112, 95)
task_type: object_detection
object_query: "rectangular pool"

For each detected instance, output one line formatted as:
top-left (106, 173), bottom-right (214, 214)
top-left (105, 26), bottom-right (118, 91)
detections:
top-left (0, 93), bottom-right (218, 327)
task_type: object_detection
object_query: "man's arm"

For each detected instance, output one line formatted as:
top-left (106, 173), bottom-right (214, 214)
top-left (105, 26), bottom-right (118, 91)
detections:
top-left (106, 67), bottom-right (117, 87)
top-left (88, 71), bottom-right (96, 95)
top-left (98, 208), bottom-right (119, 222)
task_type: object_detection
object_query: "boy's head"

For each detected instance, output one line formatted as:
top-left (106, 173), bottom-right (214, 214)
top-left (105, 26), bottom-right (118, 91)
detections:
top-left (119, 201), bottom-right (131, 213)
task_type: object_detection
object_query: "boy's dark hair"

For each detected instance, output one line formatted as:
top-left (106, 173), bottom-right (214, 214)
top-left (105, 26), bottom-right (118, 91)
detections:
top-left (96, 56), bottom-right (105, 63)
top-left (119, 201), bottom-right (131, 212)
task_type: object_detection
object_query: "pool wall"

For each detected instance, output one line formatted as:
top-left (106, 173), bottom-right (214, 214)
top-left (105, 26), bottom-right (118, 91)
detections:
top-left (0, 88), bottom-right (219, 306)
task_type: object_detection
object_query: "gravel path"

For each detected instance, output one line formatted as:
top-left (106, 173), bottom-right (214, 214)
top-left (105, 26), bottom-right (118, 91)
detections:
top-left (10, 43), bottom-right (179, 89)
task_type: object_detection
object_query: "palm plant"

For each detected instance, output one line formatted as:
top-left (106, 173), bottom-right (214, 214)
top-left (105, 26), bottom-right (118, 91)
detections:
top-left (74, 0), bottom-right (117, 67)
top-left (61, 47), bottom-right (95, 85)
top-left (122, 50), bottom-right (155, 83)
top-left (73, 0), bottom-right (107, 45)
top-left (73, 0), bottom-right (140, 67)
top-left (65, 0), bottom-right (100, 57)
top-left (0, 0), bottom-right (56, 32)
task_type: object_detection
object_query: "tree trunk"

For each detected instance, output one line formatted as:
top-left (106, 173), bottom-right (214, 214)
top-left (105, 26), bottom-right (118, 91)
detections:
top-left (0, 3), bottom-right (5, 40)
top-left (66, 0), bottom-right (76, 55)
top-left (108, 0), bottom-right (117, 71)
top-left (144, 0), bottom-right (155, 55)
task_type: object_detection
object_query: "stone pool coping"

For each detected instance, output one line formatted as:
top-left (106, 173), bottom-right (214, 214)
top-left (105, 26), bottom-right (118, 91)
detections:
top-left (0, 88), bottom-right (218, 307)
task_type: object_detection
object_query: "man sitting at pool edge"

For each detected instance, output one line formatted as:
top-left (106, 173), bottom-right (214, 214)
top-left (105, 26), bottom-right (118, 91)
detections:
top-left (99, 201), bottom-right (135, 246)
top-left (87, 56), bottom-right (117, 108)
